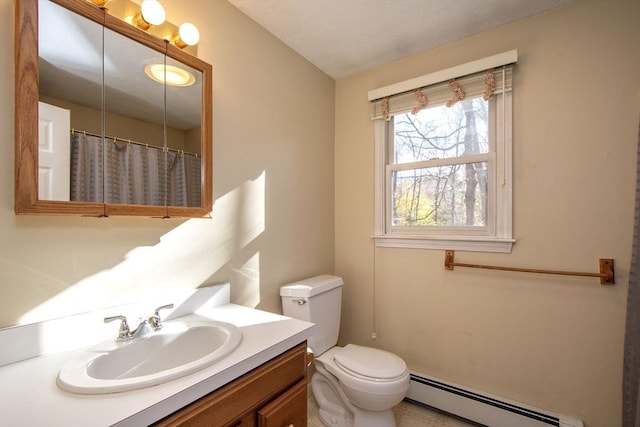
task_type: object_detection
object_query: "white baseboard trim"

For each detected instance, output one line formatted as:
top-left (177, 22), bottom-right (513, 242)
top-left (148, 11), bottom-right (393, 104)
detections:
top-left (407, 372), bottom-right (583, 427)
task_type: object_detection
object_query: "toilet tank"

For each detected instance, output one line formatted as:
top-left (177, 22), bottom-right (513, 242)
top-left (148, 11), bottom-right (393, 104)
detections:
top-left (280, 275), bottom-right (343, 356)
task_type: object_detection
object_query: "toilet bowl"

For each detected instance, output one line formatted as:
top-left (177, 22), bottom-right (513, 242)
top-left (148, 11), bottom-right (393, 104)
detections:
top-left (280, 275), bottom-right (410, 427)
top-left (312, 345), bottom-right (410, 427)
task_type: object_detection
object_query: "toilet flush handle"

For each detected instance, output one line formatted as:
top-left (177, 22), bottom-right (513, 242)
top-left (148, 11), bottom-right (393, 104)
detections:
top-left (292, 298), bottom-right (307, 305)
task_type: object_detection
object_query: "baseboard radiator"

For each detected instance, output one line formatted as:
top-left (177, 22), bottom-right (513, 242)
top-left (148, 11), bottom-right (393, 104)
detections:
top-left (407, 372), bottom-right (584, 427)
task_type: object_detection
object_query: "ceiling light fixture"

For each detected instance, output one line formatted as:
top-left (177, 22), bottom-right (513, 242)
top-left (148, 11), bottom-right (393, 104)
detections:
top-left (173, 23), bottom-right (200, 48)
top-left (135, 0), bottom-right (166, 30)
top-left (144, 64), bottom-right (196, 87)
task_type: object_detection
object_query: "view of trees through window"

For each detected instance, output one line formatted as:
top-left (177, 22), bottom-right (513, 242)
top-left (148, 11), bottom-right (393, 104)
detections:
top-left (391, 96), bottom-right (489, 228)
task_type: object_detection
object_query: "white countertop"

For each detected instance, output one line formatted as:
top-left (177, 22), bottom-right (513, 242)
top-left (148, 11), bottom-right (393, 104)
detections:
top-left (0, 303), bottom-right (313, 427)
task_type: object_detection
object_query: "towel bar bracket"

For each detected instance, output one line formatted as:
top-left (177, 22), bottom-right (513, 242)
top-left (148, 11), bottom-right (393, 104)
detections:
top-left (599, 258), bottom-right (615, 285)
top-left (444, 250), bottom-right (615, 285)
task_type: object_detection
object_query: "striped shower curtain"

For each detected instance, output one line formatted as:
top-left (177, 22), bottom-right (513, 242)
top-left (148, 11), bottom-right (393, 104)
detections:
top-left (70, 132), bottom-right (201, 207)
top-left (624, 120), bottom-right (640, 427)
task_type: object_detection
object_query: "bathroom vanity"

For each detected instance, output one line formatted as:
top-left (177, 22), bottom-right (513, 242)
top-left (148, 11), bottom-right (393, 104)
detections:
top-left (154, 342), bottom-right (307, 426)
top-left (0, 284), bottom-right (313, 426)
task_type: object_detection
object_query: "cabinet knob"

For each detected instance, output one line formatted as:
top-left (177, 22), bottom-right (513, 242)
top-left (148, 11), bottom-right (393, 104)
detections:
top-left (287, 424), bottom-right (294, 427)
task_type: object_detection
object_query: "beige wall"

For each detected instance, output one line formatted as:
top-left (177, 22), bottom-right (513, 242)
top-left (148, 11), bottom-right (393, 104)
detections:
top-left (335, 1), bottom-right (639, 426)
top-left (0, 0), bottom-right (334, 326)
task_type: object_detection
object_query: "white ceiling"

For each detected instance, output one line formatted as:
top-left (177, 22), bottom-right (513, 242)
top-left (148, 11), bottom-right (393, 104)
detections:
top-left (227, 0), bottom-right (574, 79)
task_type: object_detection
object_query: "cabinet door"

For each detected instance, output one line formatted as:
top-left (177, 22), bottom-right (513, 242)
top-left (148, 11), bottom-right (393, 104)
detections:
top-left (257, 379), bottom-right (307, 427)
top-left (153, 343), bottom-right (306, 427)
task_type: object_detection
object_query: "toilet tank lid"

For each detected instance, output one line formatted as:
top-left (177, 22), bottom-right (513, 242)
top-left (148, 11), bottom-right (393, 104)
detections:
top-left (280, 275), bottom-right (344, 297)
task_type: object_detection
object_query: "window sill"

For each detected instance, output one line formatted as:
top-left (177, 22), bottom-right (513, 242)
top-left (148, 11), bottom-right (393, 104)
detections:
top-left (373, 234), bottom-right (515, 253)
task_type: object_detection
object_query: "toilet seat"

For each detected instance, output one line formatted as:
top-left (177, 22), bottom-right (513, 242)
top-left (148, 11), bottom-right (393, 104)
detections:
top-left (333, 344), bottom-right (407, 381)
top-left (317, 346), bottom-right (410, 397)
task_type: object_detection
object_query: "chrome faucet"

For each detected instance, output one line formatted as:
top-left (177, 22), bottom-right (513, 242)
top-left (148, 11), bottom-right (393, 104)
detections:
top-left (104, 303), bottom-right (174, 342)
top-left (130, 319), bottom-right (154, 339)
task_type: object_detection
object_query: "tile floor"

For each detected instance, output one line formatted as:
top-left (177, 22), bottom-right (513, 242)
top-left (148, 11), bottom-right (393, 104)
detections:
top-left (307, 388), bottom-right (480, 427)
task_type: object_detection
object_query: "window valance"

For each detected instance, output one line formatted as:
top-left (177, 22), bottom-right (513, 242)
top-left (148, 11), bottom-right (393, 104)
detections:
top-left (369, 50), bottom-right (517, 120)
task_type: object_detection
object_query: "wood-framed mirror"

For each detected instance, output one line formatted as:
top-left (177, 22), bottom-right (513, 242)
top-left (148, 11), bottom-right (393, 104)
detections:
top-left (15, 0), bottom-right (212, 217)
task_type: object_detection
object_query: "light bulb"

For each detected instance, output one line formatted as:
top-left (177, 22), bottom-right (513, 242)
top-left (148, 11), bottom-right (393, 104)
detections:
top-left (140, 0), bottom-right (165, 26)
top-left (178, 23), bottom-right (200, 46)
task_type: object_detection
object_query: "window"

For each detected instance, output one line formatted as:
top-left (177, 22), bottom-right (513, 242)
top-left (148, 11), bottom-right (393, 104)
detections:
top-left (371, 52), bottom-right (516, 252)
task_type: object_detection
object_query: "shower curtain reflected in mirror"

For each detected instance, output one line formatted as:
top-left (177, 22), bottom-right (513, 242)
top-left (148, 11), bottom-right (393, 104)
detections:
top-left (70, 132), bottom-right (201, 207)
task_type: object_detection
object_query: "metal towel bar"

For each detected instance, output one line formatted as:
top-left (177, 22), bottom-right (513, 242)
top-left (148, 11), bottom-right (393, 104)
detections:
top-left (444, 250), bottom-right (615, 285)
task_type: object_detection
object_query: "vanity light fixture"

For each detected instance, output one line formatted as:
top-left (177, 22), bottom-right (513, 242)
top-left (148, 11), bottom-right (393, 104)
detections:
top-left (87, 0), bottom-right (199, 56)
top-left (144, 64), bottom-right (196, 87)
top-left (135, 0), bottom-right (166, 30)
top-left (173, 23), bottom-right (200, 48)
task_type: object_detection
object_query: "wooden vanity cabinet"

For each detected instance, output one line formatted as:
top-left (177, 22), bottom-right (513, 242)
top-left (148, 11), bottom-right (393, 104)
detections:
top-left (153, 342), bottom-right (307, 427)
top-left (257, 379), bottom-right (307, 427)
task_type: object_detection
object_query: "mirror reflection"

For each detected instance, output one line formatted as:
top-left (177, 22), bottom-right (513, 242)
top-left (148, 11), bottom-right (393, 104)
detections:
top-left (37, 0), bottom-right (203, 208)
top-left (38, 0), bottom-right (103, 202)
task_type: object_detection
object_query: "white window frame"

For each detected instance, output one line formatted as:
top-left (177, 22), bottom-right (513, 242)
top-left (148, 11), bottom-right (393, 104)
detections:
top-left (371, 52), bottom-right (516, 253)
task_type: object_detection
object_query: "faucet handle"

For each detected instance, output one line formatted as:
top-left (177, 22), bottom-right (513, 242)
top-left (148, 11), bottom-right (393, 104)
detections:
top-left (104, 315), bottom-right (132, 341)
top-left (149, 304), bottom-right (174, 330)
top-left (154, 304), bottom-right (174, 317)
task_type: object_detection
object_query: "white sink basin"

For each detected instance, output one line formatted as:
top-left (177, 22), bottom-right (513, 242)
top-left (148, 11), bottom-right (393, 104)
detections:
top-left (57, 320), bottom-right (242, 394)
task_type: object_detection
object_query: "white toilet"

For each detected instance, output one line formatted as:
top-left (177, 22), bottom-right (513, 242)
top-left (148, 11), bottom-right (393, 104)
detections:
top-left (280, 275), bottom-right (410, 427)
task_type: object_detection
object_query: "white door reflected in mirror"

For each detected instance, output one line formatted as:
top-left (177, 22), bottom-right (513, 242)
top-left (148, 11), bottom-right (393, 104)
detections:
top-left (38, 101), bottom-right (70, 201)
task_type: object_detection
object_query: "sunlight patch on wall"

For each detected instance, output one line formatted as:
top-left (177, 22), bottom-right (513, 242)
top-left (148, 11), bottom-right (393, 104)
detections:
top-left (231, 252), bottom-right (260, 308)
top-left (17, 171), bottom-right (266, 326)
